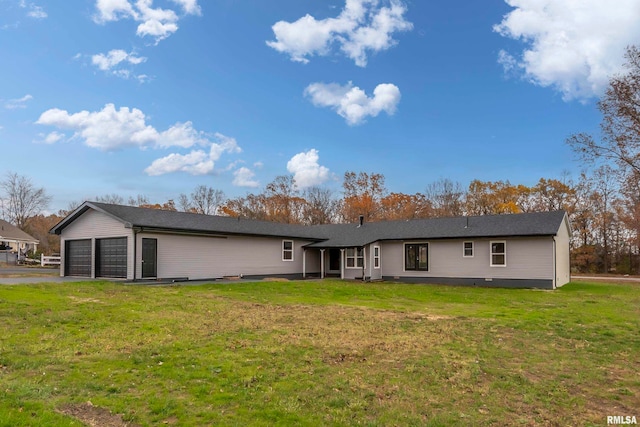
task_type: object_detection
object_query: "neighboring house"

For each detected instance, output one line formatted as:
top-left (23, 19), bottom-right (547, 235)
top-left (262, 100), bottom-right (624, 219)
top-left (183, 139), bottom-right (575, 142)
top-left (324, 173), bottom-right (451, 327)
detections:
top-left (0, 219), bottom-right (39, 263)
top-left (50, 202), bottom-right (571, 289)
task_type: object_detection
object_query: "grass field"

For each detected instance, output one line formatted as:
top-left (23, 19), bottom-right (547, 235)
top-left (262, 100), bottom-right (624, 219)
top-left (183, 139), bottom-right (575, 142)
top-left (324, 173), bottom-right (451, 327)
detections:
top-left (0, 279), bottom-right (638, 426)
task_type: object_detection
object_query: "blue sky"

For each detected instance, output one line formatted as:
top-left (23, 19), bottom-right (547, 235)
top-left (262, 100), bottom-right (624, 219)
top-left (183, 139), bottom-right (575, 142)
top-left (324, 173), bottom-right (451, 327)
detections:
top-left (1, 0), bottom-right (639, 213)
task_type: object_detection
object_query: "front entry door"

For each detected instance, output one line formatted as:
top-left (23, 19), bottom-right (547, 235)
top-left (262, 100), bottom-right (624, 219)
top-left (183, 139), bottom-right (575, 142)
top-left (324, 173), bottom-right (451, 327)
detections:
top-left (142, 238), bottom-right (157, 278)
top-left (329, 249), bottom-right (341, 271)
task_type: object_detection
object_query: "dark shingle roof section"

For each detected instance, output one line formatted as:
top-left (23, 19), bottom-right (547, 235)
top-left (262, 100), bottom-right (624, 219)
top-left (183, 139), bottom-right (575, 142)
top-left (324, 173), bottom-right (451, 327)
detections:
top-left (51, 202), bottom-right (324, 240)
top-left (51, 202), bottom-right (567, 247)
top-left (305, 210), bottom-right (567, 248)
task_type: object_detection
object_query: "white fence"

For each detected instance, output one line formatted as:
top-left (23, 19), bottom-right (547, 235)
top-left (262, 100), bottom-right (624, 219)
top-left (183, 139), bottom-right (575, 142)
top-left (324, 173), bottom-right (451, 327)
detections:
top-left (41, 254), bottom-right (61, 266)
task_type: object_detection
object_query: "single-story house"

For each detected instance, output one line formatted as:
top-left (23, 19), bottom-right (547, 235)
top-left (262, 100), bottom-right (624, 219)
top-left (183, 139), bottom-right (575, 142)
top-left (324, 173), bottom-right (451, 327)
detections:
top-left (50, 201), bottom-right (571, 289)
top-left (0, 219), bottom-right (39, 263)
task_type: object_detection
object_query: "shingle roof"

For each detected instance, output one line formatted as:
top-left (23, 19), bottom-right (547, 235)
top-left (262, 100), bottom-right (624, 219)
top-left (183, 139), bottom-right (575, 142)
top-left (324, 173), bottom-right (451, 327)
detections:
top-left (305, 210), bottom-right (568, 248)
top-left (51, 202), bottom-right (323, 240)
top-left (0, 219), bottom-right (39, 243)
top-left (51, 202), bottom-right (567, 248)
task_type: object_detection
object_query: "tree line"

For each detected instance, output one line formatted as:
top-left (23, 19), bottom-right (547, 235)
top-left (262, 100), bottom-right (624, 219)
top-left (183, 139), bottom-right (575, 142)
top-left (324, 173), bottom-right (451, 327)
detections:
top-left (2, 45), bottom-right (639, 275)
top-left (2, 169), bottom-right (638, 275)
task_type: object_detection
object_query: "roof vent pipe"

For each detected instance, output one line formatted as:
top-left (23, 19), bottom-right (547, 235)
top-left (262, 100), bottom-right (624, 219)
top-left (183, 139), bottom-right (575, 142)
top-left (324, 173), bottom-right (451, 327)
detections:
top-left (358, 215), bottom-right (364, 227)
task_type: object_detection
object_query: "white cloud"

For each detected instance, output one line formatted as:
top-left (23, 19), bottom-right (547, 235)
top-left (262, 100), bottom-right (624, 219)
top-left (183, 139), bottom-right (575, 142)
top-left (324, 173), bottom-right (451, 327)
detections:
top-left (208, 133), bottom-right (242, 158)
top-left (144, 150), bottom-right (212, 176)
top-left (287, 149), bottom-right (330, 189)
top-left (36, 104), bottom-right (243, 176)
top-left (42, 131), bottom-right (65, 144)
top-left (267, 0), bottom-right (412, 67)
top-left (19, 1), bottom-right (47, 19)
top-left (154, 121), bottom-right (206, 148)
top-left (94, 0), bottom-right (137, 22)
top-left (145, 133), bottom-right (240, 176)
top-left (494, 0), bottom-right (640, 101)
top-left (233, 167), bottom-right (260, 188)
top-left (305, 81), bottom-right (401, 125)
top-left (171, 0), bottom-right (201, 16)
top-left (93, 0), bottom-right (201, 43)
top-left (36, 104), bottom-right (157, 150)
top-left (91, 49), bottom-right (147, 80)
top-left (92, 49), bottom-right (146, 71)
top-left (4, 94), bottom-right (33, 109)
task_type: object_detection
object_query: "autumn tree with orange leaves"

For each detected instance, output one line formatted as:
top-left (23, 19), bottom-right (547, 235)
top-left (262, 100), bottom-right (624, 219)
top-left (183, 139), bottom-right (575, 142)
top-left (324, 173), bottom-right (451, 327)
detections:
top-left (341, 171), bottom-right (387, 222)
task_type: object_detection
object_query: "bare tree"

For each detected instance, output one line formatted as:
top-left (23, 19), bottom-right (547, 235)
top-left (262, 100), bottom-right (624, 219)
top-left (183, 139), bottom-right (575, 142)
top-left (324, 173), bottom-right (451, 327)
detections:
top-left (127, 194), bottom-right (150, 206)
top-left (95, 194), bottom-right (125, 205)
top-left (0, 172), bottom-right (51, 229)
top-left (424, 178), bottom-right (465, 217)
top-left (302, 186), bottom-right (339, 224)
top-left (179, 185), bottom-right (226, 215)
top-left (567, 45), bottom-right (640, 174)
top-left (590, 165), bottom-right (620, 273)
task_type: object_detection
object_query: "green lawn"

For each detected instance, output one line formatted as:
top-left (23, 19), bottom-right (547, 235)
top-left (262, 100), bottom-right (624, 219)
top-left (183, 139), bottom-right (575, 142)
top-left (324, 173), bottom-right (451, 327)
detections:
top-left (0, 279), bottom-right (638, 426)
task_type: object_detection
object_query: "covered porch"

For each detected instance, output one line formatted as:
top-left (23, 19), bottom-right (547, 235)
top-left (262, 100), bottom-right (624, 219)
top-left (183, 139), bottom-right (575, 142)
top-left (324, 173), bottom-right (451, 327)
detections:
top-left (301, 244), bottom-right (382, 281)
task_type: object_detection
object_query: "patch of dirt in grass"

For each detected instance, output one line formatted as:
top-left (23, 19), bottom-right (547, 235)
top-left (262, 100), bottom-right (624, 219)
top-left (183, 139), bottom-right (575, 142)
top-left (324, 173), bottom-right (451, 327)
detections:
top-left (68, 296), bottom-right (103, 304)
top-left (57, 401), bottom-right (139, 427)
top-left (207, 302), bottom-right (461, 366)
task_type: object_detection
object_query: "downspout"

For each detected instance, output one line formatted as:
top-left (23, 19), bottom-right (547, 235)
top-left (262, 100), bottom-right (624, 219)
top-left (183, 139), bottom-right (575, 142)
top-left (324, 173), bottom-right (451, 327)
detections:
top-left (552, 237), bottom-right (557, 290)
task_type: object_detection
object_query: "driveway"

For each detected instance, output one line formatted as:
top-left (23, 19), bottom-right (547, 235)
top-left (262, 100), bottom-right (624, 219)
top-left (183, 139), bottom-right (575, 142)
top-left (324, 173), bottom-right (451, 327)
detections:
top-left (0, 265), bottom-right (73, 285)
top-left (0, 266), bottom-right (224, 285)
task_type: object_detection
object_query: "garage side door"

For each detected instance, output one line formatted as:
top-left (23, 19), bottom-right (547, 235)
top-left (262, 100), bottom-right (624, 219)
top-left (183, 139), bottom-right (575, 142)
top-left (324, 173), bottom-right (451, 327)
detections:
top-left (96, 237), bottom-right (127, 278)
top-left (65, 239), bottom-right (91, 277)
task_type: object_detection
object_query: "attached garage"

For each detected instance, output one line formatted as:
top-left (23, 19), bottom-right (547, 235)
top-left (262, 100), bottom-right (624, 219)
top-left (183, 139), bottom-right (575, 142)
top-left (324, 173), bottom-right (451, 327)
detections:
top-left (96, 237), bottom-right (127, 278)
top-left (64, 239), bottom-right (91, 277)
top-left (64, 237), bottom-right (128, 278)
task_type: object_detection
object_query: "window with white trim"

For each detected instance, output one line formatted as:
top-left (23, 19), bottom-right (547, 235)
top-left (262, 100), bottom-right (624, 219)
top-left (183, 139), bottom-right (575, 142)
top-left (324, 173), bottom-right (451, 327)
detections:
top-left (282, 240), bottom-right (294, 261)
top-left (346, 247), bottom-right (364, 268)
top-left (463, 241), bottom-right (474, 257)
top-left (490, 241), bottom-right (506, 266)
top-left (373, 246), bottom-right (380, 268)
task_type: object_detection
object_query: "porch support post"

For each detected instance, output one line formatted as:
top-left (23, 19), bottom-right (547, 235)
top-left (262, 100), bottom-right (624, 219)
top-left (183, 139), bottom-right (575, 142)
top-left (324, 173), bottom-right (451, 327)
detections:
top-left (362, 245), bottom-right (367, 282)
top-left (320, 249), bottom-right (325, 279)
top-left (302, 248), bottom-right (306, 279)
top-left (340, 248), bottom-right (345, 280)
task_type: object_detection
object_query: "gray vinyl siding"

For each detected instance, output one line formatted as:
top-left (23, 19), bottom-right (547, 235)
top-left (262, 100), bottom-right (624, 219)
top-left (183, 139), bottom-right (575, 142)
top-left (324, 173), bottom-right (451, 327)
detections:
top-left (380, 237), bottom-right (555, 281)
top-left (59, 209), bottom-right (134, 279)
top-left (342, 247), bottom-right (364, 280)
top-left (136, 232), bottom-right (318, 280)
top-left (554, 215), bottom-right (571, 287)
